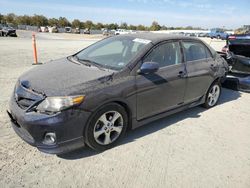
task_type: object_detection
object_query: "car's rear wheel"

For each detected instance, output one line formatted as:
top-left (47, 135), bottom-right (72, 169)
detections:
top-left (85, 103), bottom-right (128, 151)
top-left (203, 81), bottom-right (221, 108)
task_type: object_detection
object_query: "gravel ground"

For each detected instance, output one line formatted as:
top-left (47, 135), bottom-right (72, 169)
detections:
top-left (0, 31), bottom-right (250, 188)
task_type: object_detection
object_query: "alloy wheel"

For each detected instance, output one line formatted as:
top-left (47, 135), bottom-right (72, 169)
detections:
top-left (208, 85), bottom-right (220, 106)
top-left (93, 111), bottom-right (124, 145)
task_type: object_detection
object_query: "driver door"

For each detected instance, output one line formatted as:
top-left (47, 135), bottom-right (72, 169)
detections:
top-left (136, 41), bottom-right (187, 120)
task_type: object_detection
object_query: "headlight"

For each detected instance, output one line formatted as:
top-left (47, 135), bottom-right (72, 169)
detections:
top-left (36, 95), bottom-right (85, 113)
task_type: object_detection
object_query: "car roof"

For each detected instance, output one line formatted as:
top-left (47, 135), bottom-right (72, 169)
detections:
top-left (114, 32), bottom-right (217, 57)
top-left (116, 32), bottom-right (202, 44)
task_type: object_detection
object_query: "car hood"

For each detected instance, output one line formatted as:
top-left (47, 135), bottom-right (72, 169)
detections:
top-left (19, 58), bottom-right (113, 96)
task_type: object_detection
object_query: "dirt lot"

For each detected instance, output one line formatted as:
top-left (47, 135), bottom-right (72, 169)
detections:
top-left (0, 31), bottom-right (250, 188)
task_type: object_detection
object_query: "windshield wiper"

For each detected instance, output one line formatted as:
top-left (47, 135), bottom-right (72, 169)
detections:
top-left (72, 55), bottom-right (92, 67)
top-left (77, 58), bottom-right (106, 71)
top-left (67, 55), bottom-right (83, 65)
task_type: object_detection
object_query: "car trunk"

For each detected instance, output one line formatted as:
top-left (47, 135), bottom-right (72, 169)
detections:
top-left (227, 36), bottom-right (250, 74)
top-left (229, 44), bottom-right (250, 58)
top-left (230, 54), bottom-right (250, 74)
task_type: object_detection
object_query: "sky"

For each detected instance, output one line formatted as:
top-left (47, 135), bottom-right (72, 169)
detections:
top-left (0, 0), bottom-right (249, 29)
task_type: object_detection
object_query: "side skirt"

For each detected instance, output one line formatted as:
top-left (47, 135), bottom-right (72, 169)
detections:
top-left (131, 96), bottom-right (205, 129)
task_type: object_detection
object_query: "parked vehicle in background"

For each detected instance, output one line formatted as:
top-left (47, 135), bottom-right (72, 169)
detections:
top-left (114, 29), bottom-right (135, 35)
top-left (172, 32), bottom-right (184, 35)
top-left (65, 27), bottom-right (72, 33)
top-left (0, 25), bottom-right (17, 37)
top-left (102, 28), bottom-right (112, 36)
top-left (48, 26), bottom-right (58, 33)
top-left (40, 26), bottom-right (49, 33)
top-left (209, 28), bottom-right (228, 40)
top-left (37, 27), bottom-right (42, 32)
top-left (184, 33), bottom-right (191, 36)
top-left (196, 32), bottom-right (208, 37)
top-left (184, 33), bottom-right (196, 37)
top-left (72, 28), bottom-right (80, 34)
top-left (83, 28), bottom-right (90, 34)
top-left (7, 33), bottom-right (228, 154)
top-left (234, 25), bottom-right (250, 35)
top-left (221, 33), bottom-right (250, 92)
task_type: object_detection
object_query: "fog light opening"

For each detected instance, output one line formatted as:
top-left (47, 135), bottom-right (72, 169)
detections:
top-left (43, 132), bottom-right (56, 145)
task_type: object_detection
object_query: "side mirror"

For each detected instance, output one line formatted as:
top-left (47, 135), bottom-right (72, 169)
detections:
top-left (138, 62), bottom-right (159, 74)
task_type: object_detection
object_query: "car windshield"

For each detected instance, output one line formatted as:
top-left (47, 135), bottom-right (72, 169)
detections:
top-left (4, 26), bottom-right (13, 29)
top-left (75, 36), bottom-right (150, 70)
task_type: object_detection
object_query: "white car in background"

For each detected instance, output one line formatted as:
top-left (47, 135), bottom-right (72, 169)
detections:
top-left (115, 29), bottom-right (135, 35)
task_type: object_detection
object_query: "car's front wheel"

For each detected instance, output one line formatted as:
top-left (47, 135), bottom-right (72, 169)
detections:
top-left (85, 103), bottom-right (128, 151)
top-left (203, 81), bottom-right (221, 108)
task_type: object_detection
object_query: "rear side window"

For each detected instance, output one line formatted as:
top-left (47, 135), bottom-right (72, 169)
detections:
top-left (144, 42), bottom-right (182, 68)
top-left (183, 41), bottom-right (211, 61)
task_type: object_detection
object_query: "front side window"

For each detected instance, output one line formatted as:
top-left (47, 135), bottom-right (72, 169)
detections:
top-left (76, 37), bottom-right (149, 70)
top-left (144, 42), bottom-right (182, 68)
top-left (183, 41), bottom-right (211, 61)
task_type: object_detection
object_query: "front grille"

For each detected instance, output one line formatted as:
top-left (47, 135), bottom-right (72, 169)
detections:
top-left (15, 81), bottom-right (44, 110)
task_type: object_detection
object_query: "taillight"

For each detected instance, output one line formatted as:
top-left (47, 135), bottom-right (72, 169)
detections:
top-left (228, 35), bottom-right (236, 40)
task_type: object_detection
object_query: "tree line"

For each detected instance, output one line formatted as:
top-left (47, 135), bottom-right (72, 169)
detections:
top-left (0, 13), bottom-right (204, 31)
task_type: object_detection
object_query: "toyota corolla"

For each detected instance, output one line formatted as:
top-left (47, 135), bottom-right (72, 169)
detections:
top-left (7, 33), bottom-right (228, 154)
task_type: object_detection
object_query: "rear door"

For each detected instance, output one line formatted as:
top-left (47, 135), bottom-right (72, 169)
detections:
top-left (136, 41), bottom-right (187, 120)
top-left (182, 40), bottom-right (215, 103)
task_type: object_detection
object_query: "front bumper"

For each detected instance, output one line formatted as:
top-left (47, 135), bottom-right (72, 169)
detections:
top-left (8, 94), bottom-right (91, 154)
top-left (7, 30), bottom-right (17, 36)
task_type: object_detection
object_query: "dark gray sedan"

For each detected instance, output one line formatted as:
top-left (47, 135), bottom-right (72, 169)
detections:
top-left (7, 33), bottom-right (229, 154)
top-left (0, 25), bottom-right (17, 37)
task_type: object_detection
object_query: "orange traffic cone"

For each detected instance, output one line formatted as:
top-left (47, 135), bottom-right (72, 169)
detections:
top-left (32, 32), bottom-right (42, 65)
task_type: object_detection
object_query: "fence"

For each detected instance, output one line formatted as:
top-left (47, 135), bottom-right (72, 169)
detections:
top-left (17, 25), bottom-right (103, 34)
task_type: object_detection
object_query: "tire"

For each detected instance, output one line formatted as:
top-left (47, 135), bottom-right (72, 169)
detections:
top-left (202, 81), bottom-right (221, 108)
top-left (85, 103), bottom-right (128, 151)
top-left (217, 35), bottom-right (221, 39)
